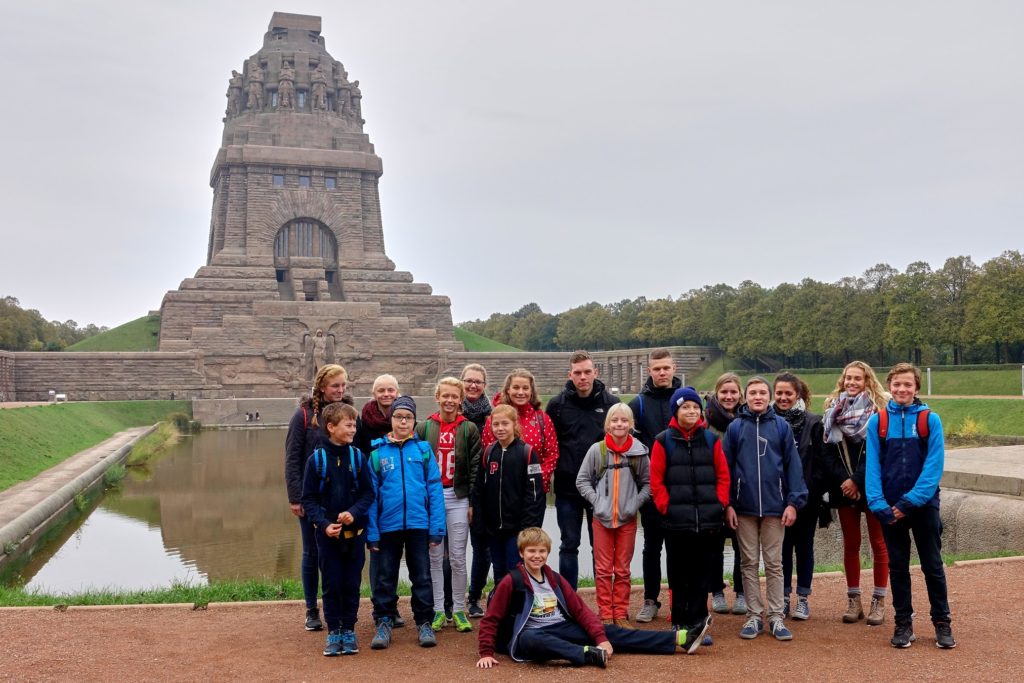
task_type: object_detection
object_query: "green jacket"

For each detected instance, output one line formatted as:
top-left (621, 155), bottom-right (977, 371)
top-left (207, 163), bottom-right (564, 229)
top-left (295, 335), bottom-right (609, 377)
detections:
top-left (415, 414), bottom-right (482, 500)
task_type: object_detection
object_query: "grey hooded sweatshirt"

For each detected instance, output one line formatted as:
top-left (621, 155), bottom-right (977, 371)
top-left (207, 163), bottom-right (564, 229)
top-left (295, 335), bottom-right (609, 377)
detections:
top-left (576, 437), bottom-right (651, 528)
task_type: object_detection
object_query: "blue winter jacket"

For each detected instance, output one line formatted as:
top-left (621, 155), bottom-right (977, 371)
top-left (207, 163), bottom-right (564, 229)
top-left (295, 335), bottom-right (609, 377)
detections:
top-left (722, 405), bottom-right (807, 517)
top-left (865, 399), bottom-right (944, 525)
top-left (366, 435), bottom-right (446, 543)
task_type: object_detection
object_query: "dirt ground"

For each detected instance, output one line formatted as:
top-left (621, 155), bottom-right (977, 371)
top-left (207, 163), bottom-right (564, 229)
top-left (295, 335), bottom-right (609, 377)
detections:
top-left (1, 560), bottom-right (1021, 683)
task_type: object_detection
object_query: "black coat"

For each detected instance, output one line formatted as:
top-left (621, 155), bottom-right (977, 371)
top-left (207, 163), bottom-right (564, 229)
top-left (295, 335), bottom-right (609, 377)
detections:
top-left (821, 434), bottom-right (867, 509)
top-left (473, 439), bottom-right (546, 536)
top-left (628, 376), bottom-right (682, 449)
top-left (546, 378), bottom-right (620, 499)
top-left (284, 399), bottom-right (327, 504)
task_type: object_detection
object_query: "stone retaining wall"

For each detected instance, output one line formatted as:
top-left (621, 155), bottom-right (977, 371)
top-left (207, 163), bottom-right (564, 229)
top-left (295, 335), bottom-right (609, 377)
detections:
top-left (0, 351), bottom-right (14, 402)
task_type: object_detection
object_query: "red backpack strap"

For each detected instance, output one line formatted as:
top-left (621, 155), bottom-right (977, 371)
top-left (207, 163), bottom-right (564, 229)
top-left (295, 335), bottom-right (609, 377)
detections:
top-left (302, 406), bottom-right (308, 429)
top-left (877, 410), bottom-right (889, 440)
top-left (916, 409), bottom-right (930, 439)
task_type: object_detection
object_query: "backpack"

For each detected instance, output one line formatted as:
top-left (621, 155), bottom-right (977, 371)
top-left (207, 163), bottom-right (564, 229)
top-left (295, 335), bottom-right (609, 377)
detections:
top-left (877, 408), bottom-right (931, 455)
top-left (311, 445), bottom-right (364, 494)
top-left (597, 441), bottom-right (644, 488)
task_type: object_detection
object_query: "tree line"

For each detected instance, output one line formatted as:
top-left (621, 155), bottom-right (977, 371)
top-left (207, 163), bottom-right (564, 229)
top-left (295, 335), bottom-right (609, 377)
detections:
top-left (0, 296), bottom-right (106, 351)
top-left (461, 251), bottom-right (1024, 367)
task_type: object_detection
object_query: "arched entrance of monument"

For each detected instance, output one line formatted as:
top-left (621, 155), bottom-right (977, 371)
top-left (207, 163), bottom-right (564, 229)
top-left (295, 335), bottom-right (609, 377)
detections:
top-left (272, 219), bottom-right (343, 301)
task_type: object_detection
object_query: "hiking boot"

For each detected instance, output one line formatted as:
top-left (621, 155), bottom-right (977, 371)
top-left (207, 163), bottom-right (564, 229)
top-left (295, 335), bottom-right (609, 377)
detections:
top-left (305, 607), bottom-right (323, 631)
top-left (731, 593), bottom-right (747, 615)
top-left (891, 621), bottom-right (916, 648)
top-left (431, 611), bottom-right (447, 632)
top-left (842, 595), bottom-right (864, 623)
top-left (934, 622), bottom-right (956, 649)
top-left (770, 619), bottom-right (793, 641)
top-left (678, 615), bottom-right (712, 654)
top-left (739, 616), bottom-right (763, 639)
top-left (866, 596), bottom-right (885, 626)
top-left (418, 622), bottom-right (437, 647)
top-left (452, 611), bottom-right (473, 633)
top-left (583, 645), bottom-right (607, 668)
top-left (323, 629), bottom-right (344, 656)
top-left (340, 629), bottom-right (358, 655)
top-left (613, 618), bottom-right (634, 629)
top-left (636, 599), bottom-right (660, 623)
top-left (711, 592), bottom-right (729, 614)
top-left (393, 614), bottom-right (406, 628)
top-left (783, 598), bottom-right (790, 618)
top-left (793, 596), bottom-right (810, 621)
top-left (370, 618), bottom-right (393, 650)
top-left (467, 601), bottom-right (484, 618)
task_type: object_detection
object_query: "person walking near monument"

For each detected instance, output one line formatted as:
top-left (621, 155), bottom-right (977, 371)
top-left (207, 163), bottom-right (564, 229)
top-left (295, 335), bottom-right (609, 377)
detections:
top-left (460, 363), bottom-right (492, 618)
top-left (627, 349), bottom-right (681, 623)
top-left (285, 363), bottom-right (349, 632)
top-left (821, 361), bottom-right (890, 626)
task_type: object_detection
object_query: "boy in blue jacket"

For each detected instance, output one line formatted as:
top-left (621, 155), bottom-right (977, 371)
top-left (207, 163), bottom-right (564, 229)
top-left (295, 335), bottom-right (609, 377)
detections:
top-left (300, 402), bottom-right (375, 656)
top-left (866, 363), bottom-right (955, 649)
top-left (723, 377), bottom-right (807, 642)
top-left (366, 396), bottom-right (447, 650)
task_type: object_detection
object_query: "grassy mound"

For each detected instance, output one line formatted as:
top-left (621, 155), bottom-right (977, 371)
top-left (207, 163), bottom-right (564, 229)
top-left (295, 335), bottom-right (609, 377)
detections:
top-left (66, 314), bottom-right (160, 352)
top-left (453, 327), bottom-right (522, 352)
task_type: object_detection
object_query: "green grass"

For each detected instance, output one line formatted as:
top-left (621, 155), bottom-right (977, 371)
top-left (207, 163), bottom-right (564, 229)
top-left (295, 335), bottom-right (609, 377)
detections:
top-left (453, 327), bottom-right (522, 352)
top-left (65, 314), bottom-right (161, 352)
top-left (921, 398), bottom-right (1024, 437)
top-left (0, 401), bottom-right (190, 491)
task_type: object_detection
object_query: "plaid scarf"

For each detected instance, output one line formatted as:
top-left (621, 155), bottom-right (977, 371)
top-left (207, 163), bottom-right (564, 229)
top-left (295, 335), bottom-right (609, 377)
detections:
top-left (823, 392), bottom-right (875, 444)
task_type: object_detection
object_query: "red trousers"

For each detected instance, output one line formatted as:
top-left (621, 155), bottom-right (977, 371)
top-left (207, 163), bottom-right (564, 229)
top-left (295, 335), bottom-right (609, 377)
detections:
top-left (592, 518), bottom-right (637, 620)
top-left (838, 503), bottom-right (889, 591)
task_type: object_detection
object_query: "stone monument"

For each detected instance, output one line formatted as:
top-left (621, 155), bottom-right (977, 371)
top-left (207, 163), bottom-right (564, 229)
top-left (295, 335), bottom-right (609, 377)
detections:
top-left (159, 12), bottom-right (461, 395)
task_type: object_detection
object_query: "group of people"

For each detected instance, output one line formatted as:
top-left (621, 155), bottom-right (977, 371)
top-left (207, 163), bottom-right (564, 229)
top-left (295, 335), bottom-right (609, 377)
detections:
top-left (283, 350), bottom-right (956, 666)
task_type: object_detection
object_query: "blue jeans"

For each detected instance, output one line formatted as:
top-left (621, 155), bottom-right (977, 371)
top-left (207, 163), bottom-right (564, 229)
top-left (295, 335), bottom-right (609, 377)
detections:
top-left (555, 495), bottom-right (594, 590)
top-left (298, 515), bottom-right (320, 609)
top-left (488, 533), bottom-right (521, 586)
top-left (881, 506), bottom-right (951, 624)
top-left (515, 621), bottom-right (676, 664)
top-left (783, 505), bottom-right (818, 597)
top-left (373, 529), bottom-right (434, 626)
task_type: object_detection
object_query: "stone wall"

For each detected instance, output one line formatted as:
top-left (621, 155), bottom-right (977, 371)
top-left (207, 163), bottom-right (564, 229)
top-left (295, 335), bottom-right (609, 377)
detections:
top-left (0, 351), bottom-right (14, 402)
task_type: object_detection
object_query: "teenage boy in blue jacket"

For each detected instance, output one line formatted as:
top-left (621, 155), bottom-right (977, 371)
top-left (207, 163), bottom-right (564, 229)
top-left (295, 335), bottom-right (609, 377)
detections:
top-left (866, 363), bottom-right (955, 650)
top-left (366, 396), bottom-right (446, 650)
top-left (300, 402), bottom-right (375, 656)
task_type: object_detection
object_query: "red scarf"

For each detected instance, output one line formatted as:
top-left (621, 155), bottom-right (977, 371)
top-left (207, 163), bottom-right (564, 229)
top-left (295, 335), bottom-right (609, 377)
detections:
top-left (605, 433), bottom-right (634, 454)
top-left (361, 400), bottom-right (391, 434)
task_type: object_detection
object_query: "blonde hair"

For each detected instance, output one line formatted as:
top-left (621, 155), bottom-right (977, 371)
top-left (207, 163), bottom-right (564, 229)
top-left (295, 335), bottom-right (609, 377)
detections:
top-left (824, 361), bottom-right (888, 412)
top-left (310, 364), bottom-right (347, 427)
top-left (604, 402), bottom-right (635, 431)
top-left (435, 376), bottom-right (465, 400)
top-left (322, 402), bottom-right (358, 427)
top-left (500, 369), bottom-right (541, 409)
top-left (713, 372), bottom-right (745, 402)
top-left (460, 363), bottom-right (488, 386)
top-left (372, 374), bottom-right (400, 394)
top-left (517, 526), bottom-right (552, 553)
top-left (490, 404), bottom-right (522, 437)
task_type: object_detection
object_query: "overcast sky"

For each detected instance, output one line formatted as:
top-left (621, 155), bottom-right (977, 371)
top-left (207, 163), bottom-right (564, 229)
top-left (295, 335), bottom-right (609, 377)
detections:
top-left (3, 1), bottom-right (1021, 329)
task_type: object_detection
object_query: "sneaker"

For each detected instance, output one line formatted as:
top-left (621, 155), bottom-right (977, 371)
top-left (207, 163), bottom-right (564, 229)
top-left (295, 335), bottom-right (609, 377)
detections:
top-left (418, 622), bottom-right (438, 648)
top-left (793, 597), bottom-right (810, 621)
top-left (770, 620), bottom-right (794, 641)
top-left (431, 611), bottom-right (447, 632)
top-left (613, 618), bottom-right (634, 630)
top-left (467, 601), bottom-right (485, 618)
top-left (731, 593), bottom-right (747, 615)
top-left (323, 629), bottom-right (344, 656)
top-left (891, 621), bottom-right (916, 648)
top-left (370, 618), bottom-right (393, 650)
top-left (783, 599), bottom-right (790, 618)
top-left (444, 608), bottom-right (453, 624)
top-left (582, 645), bottom-right (607, 668)
top-left (636, 599), bottom-right (660, 623)
top-left (842, 595), bottom-right (864, 623)
top-left (678, 615), bottom-right (713, 654)
top-left (866, 596), bottom-right (885, 626)
top-left (340, 629), bottom-right (359, 655)
top-left (711, 592), bottom-right (729, 614)
top-left (934, 622), bottom-right (956, 649)
top-left (305, 607), bottom-right (323, 632)
top-left (393, 614), bottom-right (406, 628)
top-left (739, 616), bottom-right (763, 639)
top-left (452, 611), bottom-right (473, 633)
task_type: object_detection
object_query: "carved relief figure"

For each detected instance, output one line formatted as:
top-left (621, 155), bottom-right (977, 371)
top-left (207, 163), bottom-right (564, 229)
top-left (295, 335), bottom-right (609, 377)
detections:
top-left (302, 328), bottom-right (335, 379)
top-left (246, 61), bottom-right (264, 111)
top-left (278, 60), bottom-right (295, 110)
top-left (225, 70), bottom-right (242, 118)
top-left (349, 80), bottom-right (363, 122)
top-left (311, 63), bottom-right (329, 112)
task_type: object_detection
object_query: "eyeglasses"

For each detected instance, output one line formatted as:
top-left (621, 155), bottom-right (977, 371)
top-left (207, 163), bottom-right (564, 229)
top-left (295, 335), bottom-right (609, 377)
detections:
top-left (462, 379), bottom-right (484, 386)
top-left (392, 414), bottom-right (414, 422)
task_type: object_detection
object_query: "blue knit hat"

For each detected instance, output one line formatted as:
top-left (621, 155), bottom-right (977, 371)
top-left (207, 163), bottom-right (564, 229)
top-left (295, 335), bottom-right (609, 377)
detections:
top-left (389, 395), bottom-right (417, 420)
top-left (670, 386), bottom-right (703, 412)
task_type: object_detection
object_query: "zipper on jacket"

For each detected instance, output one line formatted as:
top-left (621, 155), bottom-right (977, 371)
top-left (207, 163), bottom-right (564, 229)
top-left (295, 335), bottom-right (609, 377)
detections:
top-left (687, 437), bottom-right (700, 530)
top-left (756, 415), bottom-right (763, 517)
top-left (399, 441), bottom-right (408, 529)
top-left (498, 446), bottom-right (506, 530)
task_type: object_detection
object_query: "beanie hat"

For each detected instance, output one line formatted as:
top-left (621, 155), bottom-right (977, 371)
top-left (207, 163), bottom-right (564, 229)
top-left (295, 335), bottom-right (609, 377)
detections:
top-left (389, 395), bottom-right (417, 420)
top-left (670, 386), bottom-right (703, 412)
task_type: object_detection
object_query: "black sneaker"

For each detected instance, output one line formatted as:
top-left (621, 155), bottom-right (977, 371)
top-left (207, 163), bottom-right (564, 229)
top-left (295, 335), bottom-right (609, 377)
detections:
top-left (323, 629), bottom-right (343, 656)
top-left (679, 615), bottom-right (713, 654)
top-left (891, 621), bottom-right (916, 648)
top-left (934, 622), bottom-right (956, 649)
top-left (582, 645), bottom-right (607, 668)
top-left (305, 607), bottom-right (323, 632)
top-left (467, 601), bottom-right (485, 618)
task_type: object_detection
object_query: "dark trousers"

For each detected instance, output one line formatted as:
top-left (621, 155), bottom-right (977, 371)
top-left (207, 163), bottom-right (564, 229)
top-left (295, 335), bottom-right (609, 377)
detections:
top-left (712, 528), bottom-right (744, 595)
top-left (516, 621), bottom-right (676, 664)
top-left (881, 506), bottom-right (951, 624)
top-left (782, 506), bottom-right (818, 597)
top-left (555, 495), bottom-right (595, 590)
top-left (373, 529), bottom-right (434, 626)
top-left (468, 525), bottom-right (492, 603)
top-left (442, 537), bottom-right (454, 614)
top-left (489, 532), bottom-right (521, 586)
top-left (664, 528), bottom-right (720, 628)
top-left (298, 515), bottom-right (320, 609)
top-left (316, 533), bottom-right (365, 631)
top-left (639, 502), bottom-right (666, 602)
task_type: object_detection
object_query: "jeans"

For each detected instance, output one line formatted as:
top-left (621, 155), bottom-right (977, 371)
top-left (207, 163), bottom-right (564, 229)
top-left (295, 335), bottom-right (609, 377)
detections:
top-left (373, 529), bottom-right (434, 626)
top-left (736, 515), bottom-right (785, 622)
top-left (838, 503), bottom-right (889, 594)
top-left (316, 532), bottom-right (365, 631)
top-left (298, 515), bottom-right (320, 609)
top-left (467, 525), bottom-right (492, 603)
top-left (592, 519), bottom-right (637, 620)
top-left (555, 495), bottom-right (594, 590)
top-left (639, 502), bottom-right (665, 602)
top-left (515, 621), bottom-right (676, 664)
top-left (783, 505), bottom-right (818, 597)
top-left (664, 528), bottom-right (720, 628)
top-left (489, 533), bottom-right (521, 586)
top-left (430, 490), bottom-right (468, 612)
top-left (881, 506), bottom-right (951, 624)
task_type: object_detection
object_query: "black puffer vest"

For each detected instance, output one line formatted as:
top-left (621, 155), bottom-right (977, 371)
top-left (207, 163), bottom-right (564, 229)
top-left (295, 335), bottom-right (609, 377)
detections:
top-left (658, 426), bottom-right (723, 532)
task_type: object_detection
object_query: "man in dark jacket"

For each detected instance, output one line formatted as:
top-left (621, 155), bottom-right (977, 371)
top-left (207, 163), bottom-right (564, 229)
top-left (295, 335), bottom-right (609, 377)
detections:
top-left (627, 349), bottom-right (681, 622)
top-left (546, 350), bottom-right (620, 589)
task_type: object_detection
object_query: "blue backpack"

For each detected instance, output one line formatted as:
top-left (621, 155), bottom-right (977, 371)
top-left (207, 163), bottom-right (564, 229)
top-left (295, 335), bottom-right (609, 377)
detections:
top-left (311, 445), bottom-right (365, 493)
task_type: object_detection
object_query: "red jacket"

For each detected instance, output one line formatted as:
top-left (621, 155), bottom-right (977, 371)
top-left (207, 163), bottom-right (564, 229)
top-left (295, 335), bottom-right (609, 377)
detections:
top-left (482, 402), bottom-right (559, 493)
top-left (650, 417), bottom-right (730, 516)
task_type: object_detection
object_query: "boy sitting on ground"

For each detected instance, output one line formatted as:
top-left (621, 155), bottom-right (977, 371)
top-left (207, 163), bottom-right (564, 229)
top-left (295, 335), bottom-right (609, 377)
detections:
top-left (476, 527), bottom-right (710, 669)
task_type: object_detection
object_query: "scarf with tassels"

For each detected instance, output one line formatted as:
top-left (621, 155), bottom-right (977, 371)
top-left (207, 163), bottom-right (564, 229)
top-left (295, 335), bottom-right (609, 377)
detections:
top-left (823, 392), bottom-right (875, 443)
